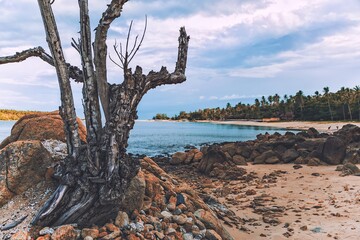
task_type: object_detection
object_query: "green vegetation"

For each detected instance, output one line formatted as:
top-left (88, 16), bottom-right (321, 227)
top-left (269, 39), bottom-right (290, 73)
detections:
top-left (0, 109), bottom-right (45, 120)
top-left (153, 113), bottom-right (170, 120)
top-left (156, 86), bottom-right (360, 121)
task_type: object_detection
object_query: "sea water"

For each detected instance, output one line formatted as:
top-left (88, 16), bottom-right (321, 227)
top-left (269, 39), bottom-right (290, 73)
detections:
top-left (0, 120), bottom-right (294, 156)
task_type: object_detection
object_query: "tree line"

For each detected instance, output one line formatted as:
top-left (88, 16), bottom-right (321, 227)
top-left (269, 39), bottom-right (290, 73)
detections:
top-left (0, 109), bottom-right (47, 120)
top-left (154, 86), bottom-right (360, 121)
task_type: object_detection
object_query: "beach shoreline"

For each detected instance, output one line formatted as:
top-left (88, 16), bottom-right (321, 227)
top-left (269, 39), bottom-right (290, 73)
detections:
top-left (197, 120), bottom-right (360, 132)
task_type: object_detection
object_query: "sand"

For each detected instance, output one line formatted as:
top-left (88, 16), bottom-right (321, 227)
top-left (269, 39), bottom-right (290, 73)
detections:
top-left (200, 120), bottom-right (360, 133)
top-left (215, 164), bottom-right (360, 240)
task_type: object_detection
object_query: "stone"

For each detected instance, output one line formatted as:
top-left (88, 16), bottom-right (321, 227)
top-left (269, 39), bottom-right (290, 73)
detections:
top-left (232, 155), bottom-right (247, 165)
top-left (321, 136), bottom-right (346, 165)
top-left (193, 151), bottom-right (203, 162)
top-left (51, 225), bottom-right (77, 240)
top-left (253, 150), bottom-right (277, 164)
top-left (183, 233), bottom-right (194, 240)
top-left (265, 156), bottom-right (280, 164)
top-left (221, 143), bottom-right (236, 156)
top-left (39, 227), bottom-right (54, 235)
top-left (81, 228), bottom-right (99, 239)
top-left (340, 163), bottom-right (360, 176)
top-left (0, 111), bottom-right (86, 149)
top-left (205, 229), bottom-right (222, 240)
top-left (173, 215), bottom-right (187, 225)
top-left (194, 209), bottom-right (233, 240)
top-left (115, 211), bottom-right (129, 228)
top-left (101, 230), bottom-right (121, 240)
top-left (120, 170), bottom-right (146, 213)
top-left (170, 152), bottom-right (188, 165)
top-left (10, 230), bottom-right (29, 240)
top-left (198, 146), bottom-right (227, 175)
top-left (161, 210), bottom-right (173, 219)
top-left (307, 157), bottom-right (322, 166)
top-left (0, 140), bottom-right (53, 206)
top-left (282, 149), bottom-right (299, 163)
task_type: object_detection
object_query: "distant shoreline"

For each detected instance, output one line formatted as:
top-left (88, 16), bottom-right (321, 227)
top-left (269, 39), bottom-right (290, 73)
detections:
top-left (197, 120), bottom-right (360, 132)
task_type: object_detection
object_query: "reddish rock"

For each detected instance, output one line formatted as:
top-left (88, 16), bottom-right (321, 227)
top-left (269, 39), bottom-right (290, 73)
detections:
top-left (0, 111), bottom-right (86, 149)
top-left (0, 140), bottom-right (52, 206)
top-left (81, 228), bottom-right (99, 238)
top-left (170, 152), bottom-right (188, 165)
top-left (10, 230), bottom-right (29, 240)
top-left (51, 225), bottom-right (77, 240)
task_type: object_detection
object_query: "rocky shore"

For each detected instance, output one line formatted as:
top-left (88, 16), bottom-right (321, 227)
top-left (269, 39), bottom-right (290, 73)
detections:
top-left (1, 112), bottom-right (360, 239)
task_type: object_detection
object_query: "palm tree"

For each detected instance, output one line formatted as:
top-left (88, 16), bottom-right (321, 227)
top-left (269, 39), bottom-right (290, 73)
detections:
top-left (323, 87), bottom-right (333, 121)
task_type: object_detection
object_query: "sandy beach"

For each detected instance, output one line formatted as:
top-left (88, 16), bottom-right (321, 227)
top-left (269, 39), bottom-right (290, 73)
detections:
top-left (200, 120), bottom-right (360, 133)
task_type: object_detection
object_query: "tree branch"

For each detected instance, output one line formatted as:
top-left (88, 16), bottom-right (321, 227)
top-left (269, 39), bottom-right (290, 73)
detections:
top-left (94, 0), bottom-right (128, 121)
top-left (78, 0), bottom-right (102, 172)
top-left (144, 27), bottom-right (189, 92)
top-left (0, 46), bottom-right (84, 83)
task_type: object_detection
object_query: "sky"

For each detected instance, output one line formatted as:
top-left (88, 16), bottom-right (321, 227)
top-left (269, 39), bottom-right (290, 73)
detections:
top-left (1, 0), bottom-right (360, 119)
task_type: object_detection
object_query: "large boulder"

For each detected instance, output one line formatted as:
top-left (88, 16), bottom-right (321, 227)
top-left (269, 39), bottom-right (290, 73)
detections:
top-left (334, 124), bottom-right (360, 143)
top-left (321, 136), bottom-right (346, 165)
top-left (253, 150), bottom-right (277, 164)
top-left (0, 111), bottom-right (86, 149)
top-left (198, 146), bottom-right (227, 175)
top-left (282, 149), bottom-right (300, 163)
top-left (0, 140), bottom-right (53, 206)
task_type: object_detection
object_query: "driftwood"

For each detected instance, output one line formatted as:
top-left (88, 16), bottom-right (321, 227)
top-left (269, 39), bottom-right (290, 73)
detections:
top-left (0, 0), bottom-right (189, 227)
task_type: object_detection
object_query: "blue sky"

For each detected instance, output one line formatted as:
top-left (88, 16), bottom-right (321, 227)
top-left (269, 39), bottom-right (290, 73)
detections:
top-left (1, 0), bottom-right (360, 119)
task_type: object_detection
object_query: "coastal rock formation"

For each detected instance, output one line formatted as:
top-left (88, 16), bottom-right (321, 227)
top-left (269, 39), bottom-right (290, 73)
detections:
top-left (0, 111), bottom-right (86, 149)
top-left (1, 156), bottom-right (233, 240)
top-left (0, 140), bottom-right (52, 206)
top-left (164, 124), bottom-right (360, 180)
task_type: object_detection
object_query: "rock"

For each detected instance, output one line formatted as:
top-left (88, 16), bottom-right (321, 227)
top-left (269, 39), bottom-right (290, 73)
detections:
top-left (307, 157), bottom-right (322, 166)
top-left (205, 229), bottom-right (223, 240)
top-left (253, 150), bottom-right (277, 164)
top-left (184, 150), bottom-right (196, 164)
top-left (101, 230), bottom-right (121, 240)
top-left (81, 228), bottom-right (99, 239)
top-left (321, 136), bottom-right (346, 165)
top-left (231, 155), bottom-right (247, 165)
top-left (39, 227), bottom-right (55, 235)
top-left (334, 124), bottom-right (360, 143)
top-left (120, 170), bottom-right (146, 213)
top-left (183, 233), bottom-right (194, 240)
top-left (340, 163), bottom-right (360, 176)
top-left (170, 152), bottom-right (188, 165)
top-left (307, 127), bottom-right (319, 138)
top-left (265, 156), bottom-right (280, 164)
top-left (161, 210), bottom-right (173, 219)
top-left (293, 164), bottom-right (303, 169)
top-left (194, 209), bottom-right (233, 240)
top-left (198, 147), bottom-right (227, 175)
top-left (51, 225), bottom-right (77, 240)
top-left (173, 215), bottom-right (187, 225)
top-left (0, 140), bottom-right (53, 206)
top-left (282, 149), bottom-right (299, 163)
top-left (115, 211), bottom-right (129, 228)
top-left (10, 230), bottom-right (29, 240)
top-left (0, 111), bottom-right (86, 149)
top-left (221, 143), bottom-right (236, 156)
top-left (193, 151), bottom-right (203, 162)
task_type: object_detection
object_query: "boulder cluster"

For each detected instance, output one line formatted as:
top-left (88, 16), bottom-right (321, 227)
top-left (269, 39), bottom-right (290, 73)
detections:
top-left (168, 125), bottom-right (360, 178)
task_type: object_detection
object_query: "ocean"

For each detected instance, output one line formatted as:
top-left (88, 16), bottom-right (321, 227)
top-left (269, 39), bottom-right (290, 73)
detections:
top-left (0, 120), bottom-right (294, 156)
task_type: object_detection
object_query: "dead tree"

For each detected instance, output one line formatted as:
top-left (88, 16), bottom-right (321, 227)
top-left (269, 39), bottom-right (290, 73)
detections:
top-left (0, 0), bottom-right (189, 227)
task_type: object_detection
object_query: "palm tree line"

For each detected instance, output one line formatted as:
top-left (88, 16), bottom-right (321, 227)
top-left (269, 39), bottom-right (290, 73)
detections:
top-left (155, 86), bottom-right (360, 121)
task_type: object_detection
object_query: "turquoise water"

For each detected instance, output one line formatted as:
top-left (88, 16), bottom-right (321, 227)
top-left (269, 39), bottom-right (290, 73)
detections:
top-left (0, 120), bottom-right (294, 156)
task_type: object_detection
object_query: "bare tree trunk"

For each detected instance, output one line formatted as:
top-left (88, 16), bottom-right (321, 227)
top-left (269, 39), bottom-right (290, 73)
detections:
top-left (0, 0), bottom-right (189, 227)
top-left (31, 27), bottom-right (189, 227)
top-left (37, 0), bottom-right (80, 158)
